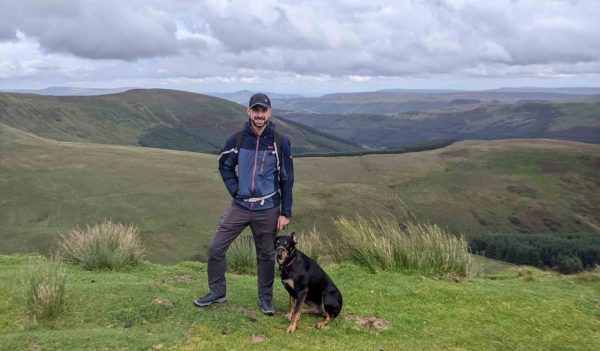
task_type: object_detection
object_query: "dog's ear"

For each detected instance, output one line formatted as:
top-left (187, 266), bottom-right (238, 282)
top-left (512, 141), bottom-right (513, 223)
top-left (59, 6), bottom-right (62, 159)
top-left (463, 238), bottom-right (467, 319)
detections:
top-left (291, 232), bottom-right (298, 244)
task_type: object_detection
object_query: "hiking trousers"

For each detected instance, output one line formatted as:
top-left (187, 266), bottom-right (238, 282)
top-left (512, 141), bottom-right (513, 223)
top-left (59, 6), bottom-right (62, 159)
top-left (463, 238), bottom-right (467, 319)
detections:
top-left (207, 202), bottom-right (279, 300)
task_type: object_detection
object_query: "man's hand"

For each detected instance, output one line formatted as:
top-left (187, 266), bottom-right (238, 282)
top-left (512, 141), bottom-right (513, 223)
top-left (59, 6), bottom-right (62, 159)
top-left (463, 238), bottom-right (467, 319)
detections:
top-left (277, 215), bottom-right (290, 231)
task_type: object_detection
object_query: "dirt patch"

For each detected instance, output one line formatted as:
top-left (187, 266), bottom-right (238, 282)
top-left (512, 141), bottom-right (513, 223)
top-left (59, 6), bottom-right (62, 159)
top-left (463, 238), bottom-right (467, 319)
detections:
top-left (27, 341), bottom-right (41, 351)
top-left (506, 185), bottom-right (537, 198)
top-left (251, 335), bottom-right (266, 343)
top-left (171, 274), bottom-right (194, 283)
top-left (347, 313), bottom-right (389, 333)
top-left (434, 272), bottom-right (466, 283)
top-left (151, 299), bottom-right (167, 305)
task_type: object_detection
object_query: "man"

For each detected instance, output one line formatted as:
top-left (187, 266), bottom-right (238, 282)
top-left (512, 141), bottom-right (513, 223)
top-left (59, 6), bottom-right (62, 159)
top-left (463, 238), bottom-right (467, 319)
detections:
top-left (194, 92), bottom-right (294, 315)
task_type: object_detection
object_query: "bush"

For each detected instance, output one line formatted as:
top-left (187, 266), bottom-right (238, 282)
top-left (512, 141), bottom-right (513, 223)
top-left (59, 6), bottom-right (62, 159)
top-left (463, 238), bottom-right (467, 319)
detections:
top-left (57, 219), bottom-right (145, 271)
top-left (23, 259), bottom-right (67, 322)
top-left (334, 215), bottom-right (474, 276)
top-left (227, 233), bottom-right (257, 274)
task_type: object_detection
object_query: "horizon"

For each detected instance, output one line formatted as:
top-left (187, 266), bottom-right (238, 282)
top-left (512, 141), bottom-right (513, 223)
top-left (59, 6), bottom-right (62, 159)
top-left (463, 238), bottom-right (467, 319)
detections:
top-left (3, 84), bottom-right (600, 98)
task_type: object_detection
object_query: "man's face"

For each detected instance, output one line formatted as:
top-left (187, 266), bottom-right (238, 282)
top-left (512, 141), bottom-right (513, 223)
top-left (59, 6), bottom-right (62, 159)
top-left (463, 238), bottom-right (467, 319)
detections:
top-left (247, 105), bottom-right (272, 129)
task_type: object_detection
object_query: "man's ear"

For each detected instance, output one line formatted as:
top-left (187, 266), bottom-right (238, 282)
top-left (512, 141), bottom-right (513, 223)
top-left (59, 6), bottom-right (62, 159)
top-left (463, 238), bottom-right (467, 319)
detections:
top-left (291, 232), bottom-right (297, 244)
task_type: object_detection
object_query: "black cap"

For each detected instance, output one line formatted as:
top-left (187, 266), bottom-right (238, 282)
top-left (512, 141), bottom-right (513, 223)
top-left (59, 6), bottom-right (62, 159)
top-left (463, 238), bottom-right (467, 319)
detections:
top-left (249, 93), bottom-right (271, 108)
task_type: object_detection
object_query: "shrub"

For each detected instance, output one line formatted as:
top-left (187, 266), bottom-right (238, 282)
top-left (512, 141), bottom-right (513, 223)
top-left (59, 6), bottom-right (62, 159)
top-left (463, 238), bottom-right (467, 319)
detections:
top-left (23, 259), bottom-right (67, 322)
top-left (334, 215), bottom-right (474, 276)
top-left (227, 233), bottom-right (257, 274)
top-left (57, 219), bottom-right (145, 271)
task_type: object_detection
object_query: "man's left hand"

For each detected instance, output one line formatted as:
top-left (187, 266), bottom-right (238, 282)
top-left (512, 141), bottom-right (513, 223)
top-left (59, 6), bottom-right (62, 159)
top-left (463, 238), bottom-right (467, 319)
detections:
top-left (277, 216), bottom-right (290, 231)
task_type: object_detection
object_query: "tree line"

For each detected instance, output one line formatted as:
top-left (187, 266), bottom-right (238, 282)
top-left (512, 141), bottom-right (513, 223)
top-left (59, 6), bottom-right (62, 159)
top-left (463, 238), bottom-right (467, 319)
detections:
top-left (469, 233), bottom-right (600, 274)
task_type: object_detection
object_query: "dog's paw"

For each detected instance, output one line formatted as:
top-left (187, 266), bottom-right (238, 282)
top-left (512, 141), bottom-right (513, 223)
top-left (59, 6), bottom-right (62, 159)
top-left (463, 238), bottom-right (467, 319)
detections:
top-left (285, 312), bottom-right (293, 321)
top-left (286, 324), bottom-right (297, 333)
top-left (315, 321), bottom-right (329, 329)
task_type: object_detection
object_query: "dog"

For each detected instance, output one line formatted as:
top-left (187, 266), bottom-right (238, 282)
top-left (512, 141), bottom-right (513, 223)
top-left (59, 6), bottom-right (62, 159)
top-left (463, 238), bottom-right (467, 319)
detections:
top-left (275, 232), bottom-right (343, 333)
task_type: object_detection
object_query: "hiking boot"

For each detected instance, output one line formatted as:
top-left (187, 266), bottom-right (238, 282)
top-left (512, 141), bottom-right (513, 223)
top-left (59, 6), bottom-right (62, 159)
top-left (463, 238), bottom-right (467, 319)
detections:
top-left (193, 292), bottom-right (227, 307)
top-left (259, 299), bottom-right (275, 315)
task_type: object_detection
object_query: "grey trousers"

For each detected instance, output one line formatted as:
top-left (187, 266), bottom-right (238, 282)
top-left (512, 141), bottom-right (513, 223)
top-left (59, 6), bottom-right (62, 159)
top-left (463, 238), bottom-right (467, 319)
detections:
top-left (207, 202), bottom-right (280, 300)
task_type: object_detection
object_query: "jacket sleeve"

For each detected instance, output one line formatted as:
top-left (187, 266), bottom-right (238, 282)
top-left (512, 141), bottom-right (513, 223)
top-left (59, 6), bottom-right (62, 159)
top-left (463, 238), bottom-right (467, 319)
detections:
top-left (218, 133), bottom-right (239, 198)
top-left (279, 135), bottom-right (294, 218)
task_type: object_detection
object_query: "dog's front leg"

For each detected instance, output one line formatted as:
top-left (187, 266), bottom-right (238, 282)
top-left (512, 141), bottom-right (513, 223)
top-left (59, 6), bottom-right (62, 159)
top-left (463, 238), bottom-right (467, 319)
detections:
top-left (286, 295), bottom-right (296, 321)
top-left (286, 289), bottom-right (307, 333)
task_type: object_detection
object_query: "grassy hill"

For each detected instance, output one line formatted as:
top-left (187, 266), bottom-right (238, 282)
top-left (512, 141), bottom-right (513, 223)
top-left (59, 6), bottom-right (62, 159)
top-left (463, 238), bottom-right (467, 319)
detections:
top-left (279, 100), bottom-right (600, 147)
top-left (275, 89), bottom-right (595, 114)
top-left (1, 122), bottom-right (599, 264)
top-left (0, 89), bottom-right (361, 154)
top-left (1, 254), bottom-right (599, 350)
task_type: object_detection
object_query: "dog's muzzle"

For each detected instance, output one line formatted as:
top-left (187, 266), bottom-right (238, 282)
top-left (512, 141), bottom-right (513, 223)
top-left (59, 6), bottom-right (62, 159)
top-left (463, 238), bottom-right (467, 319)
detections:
top-left (276, 247), bottom-right (288, 263)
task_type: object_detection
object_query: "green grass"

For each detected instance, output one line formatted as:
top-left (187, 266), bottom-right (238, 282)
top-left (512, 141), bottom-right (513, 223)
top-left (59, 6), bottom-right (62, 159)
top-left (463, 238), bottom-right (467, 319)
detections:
top-left (1, 254), bottom-right (599, 350)
top-left (22, 258), bottom-right (67, 323)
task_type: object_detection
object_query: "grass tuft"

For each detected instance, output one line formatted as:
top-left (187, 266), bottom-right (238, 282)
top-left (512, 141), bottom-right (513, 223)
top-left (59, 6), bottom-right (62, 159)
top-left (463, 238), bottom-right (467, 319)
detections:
top-left (56, 219), bottom-right (145, 271)
top-left (227, 233), bottom-right (257, 274)
top-left (295, 225), bottom-right (327, 262)
top-left (23, 258), bottom-right (67, 323)
top-left (334, 215), bottom-right (474, 276)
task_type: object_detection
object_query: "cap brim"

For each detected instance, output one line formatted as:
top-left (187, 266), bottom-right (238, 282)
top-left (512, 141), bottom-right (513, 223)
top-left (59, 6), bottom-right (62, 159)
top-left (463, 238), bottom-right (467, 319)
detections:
top-left (250, 102), bottom-right (271, 108)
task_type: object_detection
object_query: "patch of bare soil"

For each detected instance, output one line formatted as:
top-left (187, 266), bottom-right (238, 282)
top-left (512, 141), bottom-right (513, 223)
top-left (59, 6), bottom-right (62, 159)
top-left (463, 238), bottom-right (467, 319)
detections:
top-left (347, 313), bottom-right (389, 333)
top-left (171, 274), bottom-right (194, 282)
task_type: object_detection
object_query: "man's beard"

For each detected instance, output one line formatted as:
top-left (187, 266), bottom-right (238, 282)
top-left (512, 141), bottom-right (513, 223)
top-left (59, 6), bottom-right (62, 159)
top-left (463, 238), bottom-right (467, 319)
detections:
top-left (251, 118), bottom-right (267, 128)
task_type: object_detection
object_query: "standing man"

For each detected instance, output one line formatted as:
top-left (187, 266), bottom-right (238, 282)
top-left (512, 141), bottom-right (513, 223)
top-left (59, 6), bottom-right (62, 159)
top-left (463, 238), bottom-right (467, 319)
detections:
top-left (194, 93), bottom-right (294, 315)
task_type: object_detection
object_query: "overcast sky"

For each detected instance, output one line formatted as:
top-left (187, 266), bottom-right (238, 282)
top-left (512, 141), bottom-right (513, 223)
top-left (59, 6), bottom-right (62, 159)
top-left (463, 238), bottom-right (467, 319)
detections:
top-left (1, 0), bottom-right (599, 94)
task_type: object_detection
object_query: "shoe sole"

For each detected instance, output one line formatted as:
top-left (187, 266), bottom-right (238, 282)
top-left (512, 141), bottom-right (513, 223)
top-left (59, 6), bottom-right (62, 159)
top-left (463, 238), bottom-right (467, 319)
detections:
top-left (262, 309), bottom-right (275, 316)
top-left (193, 297), bottom-right (227, 307)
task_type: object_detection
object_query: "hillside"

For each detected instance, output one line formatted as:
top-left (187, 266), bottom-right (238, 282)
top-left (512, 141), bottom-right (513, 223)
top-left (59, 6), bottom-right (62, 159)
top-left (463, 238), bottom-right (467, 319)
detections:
top-left (0, 89), bottom-right (361, 154)
top-left (2, 122), bottom-right (598, 263)
top-left (1, 254), bottom-right (598, 350)
top-left (275, 89), bottom-right (596, 114)
top-left (279, 100), bottom-right (600, 147)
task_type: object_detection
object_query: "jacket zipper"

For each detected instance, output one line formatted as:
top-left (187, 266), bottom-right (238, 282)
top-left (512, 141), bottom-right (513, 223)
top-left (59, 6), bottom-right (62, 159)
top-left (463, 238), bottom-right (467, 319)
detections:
top-left (260, 149), bottom-right (267, 174)
top-left (250, 134), bottom-right (260, 209)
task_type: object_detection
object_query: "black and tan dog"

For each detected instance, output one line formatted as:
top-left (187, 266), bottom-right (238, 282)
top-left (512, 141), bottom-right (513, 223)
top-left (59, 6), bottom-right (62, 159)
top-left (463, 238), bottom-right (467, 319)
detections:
top-left (275, 232), bottom-right (343, 333)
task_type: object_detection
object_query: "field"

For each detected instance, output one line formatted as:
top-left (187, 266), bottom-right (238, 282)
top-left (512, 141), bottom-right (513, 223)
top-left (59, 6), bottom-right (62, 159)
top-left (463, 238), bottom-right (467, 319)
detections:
top-left (1, 254), bottom-right (599, 351)
top-left (2, 122), bottom-right (599, 263)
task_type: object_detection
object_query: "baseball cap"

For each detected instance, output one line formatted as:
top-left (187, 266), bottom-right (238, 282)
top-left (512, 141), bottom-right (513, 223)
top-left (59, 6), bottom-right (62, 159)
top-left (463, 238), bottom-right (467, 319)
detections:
top-left (249, 93), bottom-right (271, 108)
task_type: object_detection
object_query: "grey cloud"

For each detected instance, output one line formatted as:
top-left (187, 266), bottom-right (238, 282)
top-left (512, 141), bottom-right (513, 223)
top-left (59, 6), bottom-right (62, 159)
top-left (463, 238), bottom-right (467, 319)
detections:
top-left (0, 0), bottom-right (179, 60)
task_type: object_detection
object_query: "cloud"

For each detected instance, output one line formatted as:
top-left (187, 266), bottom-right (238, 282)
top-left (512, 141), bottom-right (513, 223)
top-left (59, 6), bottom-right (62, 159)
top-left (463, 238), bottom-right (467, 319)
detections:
top-left (0, 0), bottom-right (179, 60)
top-left (1, 0), bottom-right (599, 90)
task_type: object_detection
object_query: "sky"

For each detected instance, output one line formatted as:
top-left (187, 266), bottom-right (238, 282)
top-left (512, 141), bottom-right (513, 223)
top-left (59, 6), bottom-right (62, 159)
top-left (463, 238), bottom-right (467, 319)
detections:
top-left (1, 0), bottom-right (600, 94)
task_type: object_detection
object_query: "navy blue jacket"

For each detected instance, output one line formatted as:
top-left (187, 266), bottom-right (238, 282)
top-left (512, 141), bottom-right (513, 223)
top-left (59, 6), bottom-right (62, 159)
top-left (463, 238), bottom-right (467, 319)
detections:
top-left (218, 121), bottom-right (294, 218)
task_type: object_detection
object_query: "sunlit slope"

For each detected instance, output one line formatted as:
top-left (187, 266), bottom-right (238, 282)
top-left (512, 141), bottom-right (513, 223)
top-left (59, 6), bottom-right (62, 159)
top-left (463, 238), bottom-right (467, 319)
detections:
top-left (2, 122), bottom-right (598, 263)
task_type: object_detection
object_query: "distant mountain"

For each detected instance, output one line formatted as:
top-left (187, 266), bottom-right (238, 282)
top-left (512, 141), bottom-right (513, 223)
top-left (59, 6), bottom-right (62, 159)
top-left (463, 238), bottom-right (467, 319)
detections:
top-left (275, 89), bottom-right (596, 114)
top-left (279, 100), bottom-right (600, 147)
top-left (0, 86), bottom-right (136, 96)
top-left (205, 90), bottom-right (305, 106)
top-left (491, 87), bottom-right (600, 95)
top-left (0, 89), bottom-right (362, 154)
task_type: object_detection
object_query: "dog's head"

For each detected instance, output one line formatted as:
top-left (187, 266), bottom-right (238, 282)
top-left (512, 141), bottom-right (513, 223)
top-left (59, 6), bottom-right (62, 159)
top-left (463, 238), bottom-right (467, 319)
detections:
top-left (274, 232), bottom-right (297, 265)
